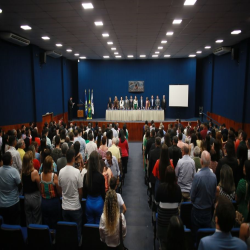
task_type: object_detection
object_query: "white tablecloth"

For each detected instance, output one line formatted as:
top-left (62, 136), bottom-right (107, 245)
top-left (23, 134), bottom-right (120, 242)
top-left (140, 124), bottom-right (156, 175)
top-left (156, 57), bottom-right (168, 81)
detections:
top-left (105, 110), bottom-right (164, 121)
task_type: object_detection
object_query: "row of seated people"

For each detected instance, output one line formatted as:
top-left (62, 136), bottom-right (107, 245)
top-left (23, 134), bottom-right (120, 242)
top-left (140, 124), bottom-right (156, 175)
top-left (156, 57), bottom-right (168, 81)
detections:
top-left (143, 121), bottom-right (250, 250)
top-left (0, 121), bottom-right (130, 249)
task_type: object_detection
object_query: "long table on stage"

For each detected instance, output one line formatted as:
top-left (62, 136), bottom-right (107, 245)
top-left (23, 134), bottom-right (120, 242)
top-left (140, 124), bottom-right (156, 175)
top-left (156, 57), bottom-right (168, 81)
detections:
top-left (105, 109), bottom-right (164, 121)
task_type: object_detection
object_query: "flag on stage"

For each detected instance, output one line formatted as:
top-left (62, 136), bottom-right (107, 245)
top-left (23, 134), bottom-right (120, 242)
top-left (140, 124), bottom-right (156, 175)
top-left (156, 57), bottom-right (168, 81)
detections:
top-left (87, 89), bottom-right (92, 119)
top-left (85, 90), bottom-right (88, 117)
top-left (91, 90), bottom-right (94, 115)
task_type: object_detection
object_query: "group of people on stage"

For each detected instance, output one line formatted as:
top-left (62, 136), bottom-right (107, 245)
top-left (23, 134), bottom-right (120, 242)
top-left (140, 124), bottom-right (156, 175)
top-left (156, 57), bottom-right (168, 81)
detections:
top-left (107, 95), bottom-right (166, 111)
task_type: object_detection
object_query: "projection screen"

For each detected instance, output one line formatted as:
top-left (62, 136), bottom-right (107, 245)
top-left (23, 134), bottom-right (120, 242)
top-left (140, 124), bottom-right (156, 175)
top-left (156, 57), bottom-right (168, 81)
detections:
top-left (169, 85), bottom-right (189, 107)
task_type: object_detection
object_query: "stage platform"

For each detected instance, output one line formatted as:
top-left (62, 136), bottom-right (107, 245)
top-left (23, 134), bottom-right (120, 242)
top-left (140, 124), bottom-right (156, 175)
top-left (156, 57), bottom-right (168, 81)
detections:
top-left (70, 117), bottom-right (199, 141)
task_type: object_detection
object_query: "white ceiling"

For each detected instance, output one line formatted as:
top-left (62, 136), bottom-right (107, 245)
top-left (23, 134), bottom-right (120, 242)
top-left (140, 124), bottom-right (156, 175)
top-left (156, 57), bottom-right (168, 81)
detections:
top-left (0, 0), bottom-right (250, 60)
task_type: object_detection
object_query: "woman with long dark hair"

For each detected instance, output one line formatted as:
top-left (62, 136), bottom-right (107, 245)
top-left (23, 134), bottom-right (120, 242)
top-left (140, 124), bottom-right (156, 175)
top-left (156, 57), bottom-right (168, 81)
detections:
top-left (196, 132), bottom-right (202, 150)
top-left (189, 134), bottom-right (197, 158)
top-left (155, 166), bottom-right (182, 250)
top-left (83, 151), bottom-right (105, 224)
top-left (30, 129), bottom-right (40, 146)
top-left (164, 133), bottom-right (172, 147)
top-left (96, 131), bottom-right (102, 149)
top-left (118, 129), bottom-right (129, 174)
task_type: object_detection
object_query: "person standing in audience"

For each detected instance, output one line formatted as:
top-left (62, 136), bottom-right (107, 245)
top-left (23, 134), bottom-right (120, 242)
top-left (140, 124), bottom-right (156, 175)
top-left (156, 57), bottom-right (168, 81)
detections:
top-left (6, 135), bottom-right (22, 174)
top-left (17, 139), bottom-right (25, 162)
top-left (57, 142), bottom-right (68, 175)
top-left (99, 189), bottom-right (127, 249)
top-left (40, 156), bottom-right (61, 229)
top-left (193, 146), bottom-right (201, 171)
top-left (85, 133), bottom-right (97, 160)
top-left (83, 151), bottom-right (105, 224)
top-left (190, 151), bottom-right (217, 240)
top-left (42, 128), bottom-right (52, 149)
top-left (31, 141), bottom-right (40, 162)
top-left (209, 149), bottom-right (218, 173)
top-left (51, 135), bottom-right (63, 164)
top-left (168, 136), bottom-right (182, 168)
top-left (237, 131), bottom-right (248, 181)
top-left (105, 151), bottom-right (120, 178)
top-left (111, 123), bottom-right (118, 138)
top-left (175, 146), bottom-right (196, 201)
top-left (248, 139), bottom-right (250, 160)
top-left (28, 145), bottom-right (41, 171)
top-left (198, 196), bottom-right (247, 250)
top-left (30, 129), bottom-right (41, 146)
top-left (177, 133), bottom-right (188, 149)
top-left (22, 151), bottom-right (42, 225)
top-left (98, 136), bottom-right (108, 160)
top-left (118, 130), bottom-right (129, 174)
top-left (108, 138), bottom-right (121, 163)
top-left (145, 129), bottom-right (156, 162)
top-left (0, 152), bottom-right (22, 225)
top-left (59, 148), bottom-right (83, 241)
top-left (74, 129), bottom-right (86, 160)
top-left (189, 134), bottom-right (197, 158)
top-left (200, 123), bottom-right (208, 140)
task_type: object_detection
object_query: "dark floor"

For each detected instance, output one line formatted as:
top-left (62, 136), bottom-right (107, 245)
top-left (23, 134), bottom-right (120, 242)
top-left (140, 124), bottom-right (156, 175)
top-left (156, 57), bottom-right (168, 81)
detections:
top-left (122, 142), bottom-right (157, 250)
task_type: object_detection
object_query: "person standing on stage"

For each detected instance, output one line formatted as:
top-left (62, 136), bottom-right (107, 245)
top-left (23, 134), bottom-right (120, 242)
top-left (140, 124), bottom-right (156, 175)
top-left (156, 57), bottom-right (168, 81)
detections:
top-left (145, 97), bottom-right (150, 110)
top-left (129, 96), bottom-right (133, 110)
top-left (68, 97), bottom-right (75, 122)
top-left (119, 97), bottom-right (124, 110)
top-left (124, 96), bottom-right (129, 110)
top-left (155, 95), bottom-right (160, 110)
top-left (133, 96), bottom-right (138, 110)
top-left (161, 95), bottom-right (166, 117)
top-left (150, 95), bottom-right (154, 109)
top-left (107, 97), bottom-right (112, 109)
top-left (139, 96), bottom-right (144, 109)
top-left (113, 96), bottom-right (119, 110)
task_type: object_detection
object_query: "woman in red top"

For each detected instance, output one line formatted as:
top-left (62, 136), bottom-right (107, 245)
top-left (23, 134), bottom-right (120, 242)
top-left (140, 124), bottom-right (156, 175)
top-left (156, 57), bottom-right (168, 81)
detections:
top-left (152, 144), bottom-right (174, 195)
top-left (118, 130), bottom-right (129, 174)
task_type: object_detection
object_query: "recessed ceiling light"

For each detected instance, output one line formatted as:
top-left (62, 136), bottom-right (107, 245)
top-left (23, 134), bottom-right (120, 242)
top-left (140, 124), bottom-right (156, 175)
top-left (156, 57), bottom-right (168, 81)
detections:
top-left (21, 25), bottom-right (32, 30)
top-left (114, 52), bottom-right (119, 55)
top-left (152, 55), bottom-right (158, 57)
top-left (102, 33), bottom-right (109, 37)
top-left (140, 55), bottom-right (146, 58)
top-left (56, 44), bottom-right (63, 47)
top-left (196, 51), bottom-right (202, 54)
top-left (216, 40), bottom-right (223, 43)
top-left (94, 21), bottom-right (103, 26)
top-left (0, 9), bottom-right (2, 13)
top-left (189, 54), bottom-right (196, 57)
top-left (205, 46), bottom-right (211, 49)
top-left (161, 40), bottom-right (167, 44)
top-left (127, 55), bottom-right (134, 58)
top-left (173, 19), bottom-right (182, 24)
top-left (66, 49), bottom-right (72, 52)
top-left (41, 36), bottom-right (50, 40)
top-left (111, 47), bottom-right (116, 50)
top-left (155, 51), bottom-right (160, 54)
top-left (82, 3), bottom-right (94, 9)
top-left (231, 30), bottom-right (241, 35)
top-left (184, 0), bottom-right (197, 5)
top-left (80, 56), bottom-right (86, 59)
top-left (103, 56), bottom-right (110, 58)
top-left (74, 53), bottom-right (79, 56)
top-left (107, 41), bottom-right (113, 45)
top-left (164, 55), bottom-right (171, 57)
top-left (115, 55), bottom-right (121, 58)
top-left (166, 32), bottom-right (174, 36)
top-left (158, 47), bottom-right (163, 49)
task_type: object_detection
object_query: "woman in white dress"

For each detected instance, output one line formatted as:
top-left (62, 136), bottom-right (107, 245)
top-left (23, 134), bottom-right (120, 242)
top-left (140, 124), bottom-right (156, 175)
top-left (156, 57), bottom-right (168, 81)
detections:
top-left (119, 97), bottom-right (124, 110)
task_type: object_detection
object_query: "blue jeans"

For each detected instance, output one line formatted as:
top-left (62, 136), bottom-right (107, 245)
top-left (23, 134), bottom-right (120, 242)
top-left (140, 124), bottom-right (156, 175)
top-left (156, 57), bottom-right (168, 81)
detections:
top-left (86, 195), bottom-right (104, 224)
top-left (62, 208), bottom-right (82, 241)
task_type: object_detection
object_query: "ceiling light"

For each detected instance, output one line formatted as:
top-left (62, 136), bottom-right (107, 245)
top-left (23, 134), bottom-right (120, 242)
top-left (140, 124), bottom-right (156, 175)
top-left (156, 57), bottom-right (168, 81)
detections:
top-left (0, 9), bottom-right (2, 13)
top-left (155, 51), bottom-right (160, 54)
top-left (66, 49), bottom-right (72, 52)
top-left (107, 41), bottom-right (113, 45)
top-left (161, 40), bottom-right (167, 44)
top-left (114, 52), bottom-right (119, 55)
top-left (103, 56), bottom-right (110, 58)
top-left (41, 36), bottom-right (50, 40)
top-left (216, 40), bottom-right (223, 43)
top-left (164, 55), bottom-right (171, 57)
top-left (111, 47), bottom-right (116, 50)
top-left (166, 32), bottom-right (174, 36)
top-left (140, 55), bottom-right (146, 58)
top-left (189, 54), bottom-right (196, 57)
top-left (152, 55), bottom-right (158, 57)
top-left (173, 19), bottom-right (182, 24)
top-left (205, 46), bottom-right (211, 49)
top-left (127, 55), bottom-right (134, 58)
top-left (78, 59), bottom-right (80, 63)
top-left (21, 25), bottom-right (32, 30)
top-left (115, 55), bottom-right (121, 58)
top-left (94, 21), bottom-right (103, 26)
top-left (158, 47), bottom-right (163, 49)
top-left (231, 30), bottom-right (241, 35)
top-left (102, 33), bottom-right (109, 37)
top-left (184, 0), bottom-right (197, 5)
top-left (80, 56), bottom-right (86, 59)
top-left (196, 51), bottom-right (202, 54)
top-left (56, 44), bottom-right (63, 47)
top-left (82, 3), bottom-right (94, 9)
top-left (74, 53), bottom-right (79, 56)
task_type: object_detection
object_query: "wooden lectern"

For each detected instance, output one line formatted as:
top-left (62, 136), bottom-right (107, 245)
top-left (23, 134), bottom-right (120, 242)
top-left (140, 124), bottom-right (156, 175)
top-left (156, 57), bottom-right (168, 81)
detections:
top-left (77, 104), bottom-right (84, 118)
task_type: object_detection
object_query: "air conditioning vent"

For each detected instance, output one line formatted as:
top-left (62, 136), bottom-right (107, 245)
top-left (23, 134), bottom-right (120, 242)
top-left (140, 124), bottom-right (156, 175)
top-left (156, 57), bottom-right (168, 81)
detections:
top-left (213, 46), bottom-right (231, 56)
top-left (46, 51), bottom-right (62, 58)
top-left (0, 32), bottom-right (30, 46)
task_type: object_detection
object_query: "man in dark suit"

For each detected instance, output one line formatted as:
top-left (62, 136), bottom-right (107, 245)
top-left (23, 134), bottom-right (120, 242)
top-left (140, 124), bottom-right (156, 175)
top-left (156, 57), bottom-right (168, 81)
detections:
top-left (145, 129), bottom-right (156, 162)
top-left (198, 196), bottom-right (247, 250)
top-left (161, 95), bottom-right (166, 117)
top-left (139, 96), bottom-right (144, 109)
top-left (168, 136), bottom-right (182, 168)
top-left (68, 97), bottom-right (75, 121)
top-left (148, 137), bottom-right (161, 181)
top-left (129, 95), bottom-right (133, 110)
top-left (221, 123), bottom-right (228, 137)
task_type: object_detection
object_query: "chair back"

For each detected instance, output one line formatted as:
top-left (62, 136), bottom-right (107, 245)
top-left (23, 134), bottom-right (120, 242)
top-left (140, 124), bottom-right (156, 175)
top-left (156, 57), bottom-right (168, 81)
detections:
top-left (56, 221), bottom-right (78, 249)
top-left (180, 202), bottom-right (193, 229)
top-left (28, 224), bottom-right (52, 250)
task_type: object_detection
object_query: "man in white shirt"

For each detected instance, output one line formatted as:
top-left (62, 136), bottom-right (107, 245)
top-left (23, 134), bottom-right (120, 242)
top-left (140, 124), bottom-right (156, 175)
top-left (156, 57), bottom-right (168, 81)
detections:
top-left (105, 151), bottom-right (120, 178)
top-left (58, 148), bottom-right (83, 241)
top-left (6, 136), bottom-right (22, 174)
top-left (111, 123), bottom-right (118, 138)
top-left (108, 138), bottom-right (121, 163)
top-left (85, 133), bottom-right (97, 159)
top-left (74, 129), bottom-right (86, 160)
top-left (43, 128), bottom-right (52, 149)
